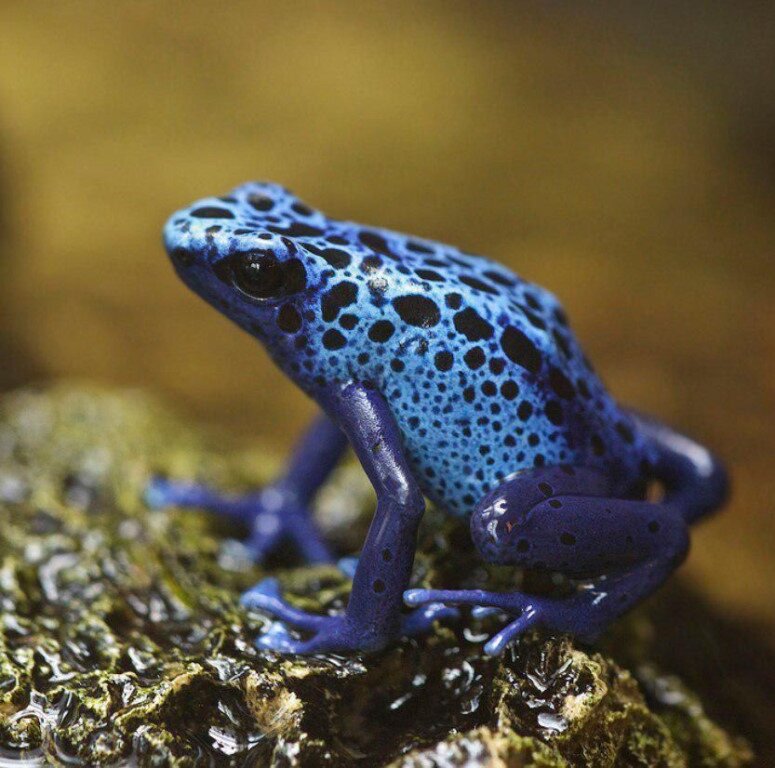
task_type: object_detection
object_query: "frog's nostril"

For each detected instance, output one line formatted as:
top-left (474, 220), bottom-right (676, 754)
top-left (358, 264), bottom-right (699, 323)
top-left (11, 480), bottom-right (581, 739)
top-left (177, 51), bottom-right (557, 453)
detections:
top-left (170, 247), bottom-right (195, 268)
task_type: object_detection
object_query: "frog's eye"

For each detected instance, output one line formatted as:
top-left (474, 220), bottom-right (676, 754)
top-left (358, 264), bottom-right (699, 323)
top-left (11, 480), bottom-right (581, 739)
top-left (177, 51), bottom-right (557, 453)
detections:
top-left (233, 252), bottom-right (284, 299)
top-left (216, 250), bottom-right (307, 301)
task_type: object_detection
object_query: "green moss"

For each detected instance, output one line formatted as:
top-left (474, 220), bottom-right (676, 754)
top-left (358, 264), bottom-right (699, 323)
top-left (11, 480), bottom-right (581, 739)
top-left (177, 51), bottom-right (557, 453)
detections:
top-left (0, 385), bottom-right (753, 766)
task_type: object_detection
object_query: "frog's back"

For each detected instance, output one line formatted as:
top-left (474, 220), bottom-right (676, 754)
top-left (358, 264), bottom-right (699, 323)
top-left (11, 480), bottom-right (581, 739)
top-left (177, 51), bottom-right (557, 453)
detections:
top-left (165, 183), bottom-right (655, 516)
top-left (328, 232), bottom-right (654, 515)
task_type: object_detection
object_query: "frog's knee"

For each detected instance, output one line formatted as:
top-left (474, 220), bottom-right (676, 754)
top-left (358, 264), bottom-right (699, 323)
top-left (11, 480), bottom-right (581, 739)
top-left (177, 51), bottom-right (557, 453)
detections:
top-left (470, 466), bottom-right (611, 566)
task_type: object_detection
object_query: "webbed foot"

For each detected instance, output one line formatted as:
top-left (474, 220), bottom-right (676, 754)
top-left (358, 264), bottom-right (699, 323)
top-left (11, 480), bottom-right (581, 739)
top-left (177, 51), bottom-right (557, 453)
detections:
top-left (146, 477), bottom-right (333, 564)
top-left (242, 578), bottom-right (457, 655)
top-left (405, 587), bottom-right (603, 655)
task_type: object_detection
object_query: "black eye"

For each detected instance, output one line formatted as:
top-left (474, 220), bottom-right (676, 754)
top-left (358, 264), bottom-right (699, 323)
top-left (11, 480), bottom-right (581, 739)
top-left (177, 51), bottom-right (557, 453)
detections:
top-left (232, 252), bottom-right (284, 299)
top-left (217, 250), bottom-right (307, 301)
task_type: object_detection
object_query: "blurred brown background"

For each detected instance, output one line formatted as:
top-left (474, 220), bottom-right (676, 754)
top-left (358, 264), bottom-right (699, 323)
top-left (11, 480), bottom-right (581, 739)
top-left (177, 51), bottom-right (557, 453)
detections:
top-left (0, 0), bottom-right (772, 645)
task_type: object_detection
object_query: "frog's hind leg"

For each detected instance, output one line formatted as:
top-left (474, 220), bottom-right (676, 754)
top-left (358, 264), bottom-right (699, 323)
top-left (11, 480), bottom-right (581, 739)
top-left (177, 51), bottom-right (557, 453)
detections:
top-left (627, 409), bottom-right (729, 524)
top-left (405, 465), bottom-right (691, 655)
top-left (145, 414), bottom-right (347, 564)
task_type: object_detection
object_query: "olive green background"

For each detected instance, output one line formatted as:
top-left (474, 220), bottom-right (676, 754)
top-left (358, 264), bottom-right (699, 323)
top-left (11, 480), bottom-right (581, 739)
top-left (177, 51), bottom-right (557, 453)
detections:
top-left (0, 2), bottom-right (772, 639)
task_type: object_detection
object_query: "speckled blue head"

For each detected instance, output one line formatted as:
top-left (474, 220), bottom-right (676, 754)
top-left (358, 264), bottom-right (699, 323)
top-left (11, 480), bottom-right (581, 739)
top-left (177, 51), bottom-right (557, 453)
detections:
top-left (163, 182), bottom-right (330, 348)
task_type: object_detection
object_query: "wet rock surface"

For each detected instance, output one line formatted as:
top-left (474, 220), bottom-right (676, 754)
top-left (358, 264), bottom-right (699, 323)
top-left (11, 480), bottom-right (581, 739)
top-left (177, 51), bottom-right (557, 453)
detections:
top-left (0, 386), bottom-right (754, 766)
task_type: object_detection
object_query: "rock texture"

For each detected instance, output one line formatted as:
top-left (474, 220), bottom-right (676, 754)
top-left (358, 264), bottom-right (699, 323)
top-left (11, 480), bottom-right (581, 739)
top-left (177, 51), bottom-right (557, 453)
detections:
top-left (0, 386), bottom-right (753, 766)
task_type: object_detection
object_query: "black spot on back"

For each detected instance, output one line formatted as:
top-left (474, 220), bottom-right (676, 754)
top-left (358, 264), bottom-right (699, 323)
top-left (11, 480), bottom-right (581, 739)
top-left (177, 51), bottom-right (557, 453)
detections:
top-left (322, 329), bottom-right (347, 350)
top-left (368, 320), bottom-right (395, 343)
top-left (501, 326), bottom-right (542, 373)
top-left (190, 206), bottom-right (234, 219)
top-left (481, 381), bottom-right (497, 396)
top-left (502, 381), bottom-right (519, 401)
top-left (320, 248), bottom-right (351, 269)
top-left (463, 347), bottom-right (485, 370)
top-left (522, 309), bottom-right (546, 330)
top-left (525, 293), bottom-right (541, 311)
top-left (360, 255), bottom-right (383, 273)
top-left (407, 240), bottom-right (433, 254)
top-left (453, 308), bottom-right (494, 342)
top-left (460, 275), bottom-right (499, 295)
top-left (321, 281), bottom-right (358, 322)
top-left (434, 351), bottom-right (453, 371)
top-left (359, 230), bottom-right (395, 259)
top-left (483, 269), bottom-right (516, 287)
top-left (339, 313), bottom-right (358, 330)
top-left (549, 367), bottom-right (576, 399)
top-left (392, 295), bottom-right (441, 328)
top-left (415, 269), bottom-right (445, 282)
top-left (268, 222), bottom-right (324, 238)
top-left (291, 202), bottom-right (313, 216)
top-left (247, 194), bottom-right (274, 212)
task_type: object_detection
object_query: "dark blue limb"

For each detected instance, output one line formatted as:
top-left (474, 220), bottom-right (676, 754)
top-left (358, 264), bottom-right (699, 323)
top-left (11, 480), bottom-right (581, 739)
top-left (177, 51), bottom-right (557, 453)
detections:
top-left (627, 409), bottom-right (729, 524)
top-left (145, 413), bottom-right (347, 563)
top-left (406, 464), bottom-right (689, 654)
top-left (241, 382), bottom-right (457, 654)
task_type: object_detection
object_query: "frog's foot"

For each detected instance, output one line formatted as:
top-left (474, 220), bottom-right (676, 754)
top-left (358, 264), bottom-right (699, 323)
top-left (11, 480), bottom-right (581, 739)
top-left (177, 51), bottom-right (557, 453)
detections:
top-left (145, 477), bottom-right (333, 564)
top-left (405, 587), bottom-right (606, 656)
top-left (242, 578), bottom-right (458, 655)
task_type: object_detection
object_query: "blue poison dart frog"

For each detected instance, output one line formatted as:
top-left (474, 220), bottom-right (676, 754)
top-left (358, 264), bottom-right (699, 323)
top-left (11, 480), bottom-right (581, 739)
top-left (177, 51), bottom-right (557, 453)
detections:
top-left (148, 181), bottom-right (728, 656)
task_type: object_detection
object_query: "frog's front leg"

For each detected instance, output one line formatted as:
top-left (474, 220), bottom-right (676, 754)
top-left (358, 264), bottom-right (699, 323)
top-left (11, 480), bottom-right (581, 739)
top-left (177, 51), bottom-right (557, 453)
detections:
top-left (146, 414), bottom-right (347, 563)
top-left (242, 382), bottom-right (456, 654)
top-left (406, 465), bottom-right (691, 655)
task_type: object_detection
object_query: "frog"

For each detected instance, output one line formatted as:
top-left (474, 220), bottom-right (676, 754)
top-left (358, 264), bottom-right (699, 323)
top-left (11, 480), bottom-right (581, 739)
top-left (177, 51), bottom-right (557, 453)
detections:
top-left (149, 181), bottom-right (728, 656)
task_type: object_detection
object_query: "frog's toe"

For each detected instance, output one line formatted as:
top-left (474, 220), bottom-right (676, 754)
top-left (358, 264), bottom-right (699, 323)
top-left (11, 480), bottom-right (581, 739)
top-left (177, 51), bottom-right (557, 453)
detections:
top-left (483, 608), bottom-right (541, 656)
top-left (256, 612), bottom-right (378, 655)
top-left (401, 603), bottom-right (460, 637)
top-left (241, 578), bottom-right (327, 631)
top-left (404, 588), bottom-right (551, 655)
top-left (404, 588), bottom-right (523, 611)
top-left (255, 621), bottom-right (304, 653)
top-left (144, 476), bottom-right (183, 509)
top-left (471, 605), bottom-right (503, 620)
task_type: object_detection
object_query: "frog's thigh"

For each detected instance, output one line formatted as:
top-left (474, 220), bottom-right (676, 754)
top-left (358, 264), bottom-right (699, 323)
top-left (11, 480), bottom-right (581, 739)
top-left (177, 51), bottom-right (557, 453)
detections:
top-left (470, 466), bottom-right (689, 579)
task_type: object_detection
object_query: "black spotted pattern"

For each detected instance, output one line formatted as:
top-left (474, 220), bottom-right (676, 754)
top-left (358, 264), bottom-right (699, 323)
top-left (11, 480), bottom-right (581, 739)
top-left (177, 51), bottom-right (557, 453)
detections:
top-left (164, 180), bottom-right (658, 518)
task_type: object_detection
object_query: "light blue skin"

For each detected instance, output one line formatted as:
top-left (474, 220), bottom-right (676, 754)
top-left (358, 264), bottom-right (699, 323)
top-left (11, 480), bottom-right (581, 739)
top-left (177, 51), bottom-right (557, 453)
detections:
top-left (150, 182), bottom-right (727, 655)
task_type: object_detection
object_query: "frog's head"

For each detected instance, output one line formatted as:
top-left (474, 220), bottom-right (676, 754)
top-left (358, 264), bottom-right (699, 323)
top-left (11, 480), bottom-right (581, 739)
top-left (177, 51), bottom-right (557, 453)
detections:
top-left (163, 182), bottom-right (337, 348)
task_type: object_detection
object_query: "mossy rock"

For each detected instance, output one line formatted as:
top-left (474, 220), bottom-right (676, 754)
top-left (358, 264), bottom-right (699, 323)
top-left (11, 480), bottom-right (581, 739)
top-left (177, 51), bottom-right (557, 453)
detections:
top-left (0, 385), bottom-right (753, 766)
